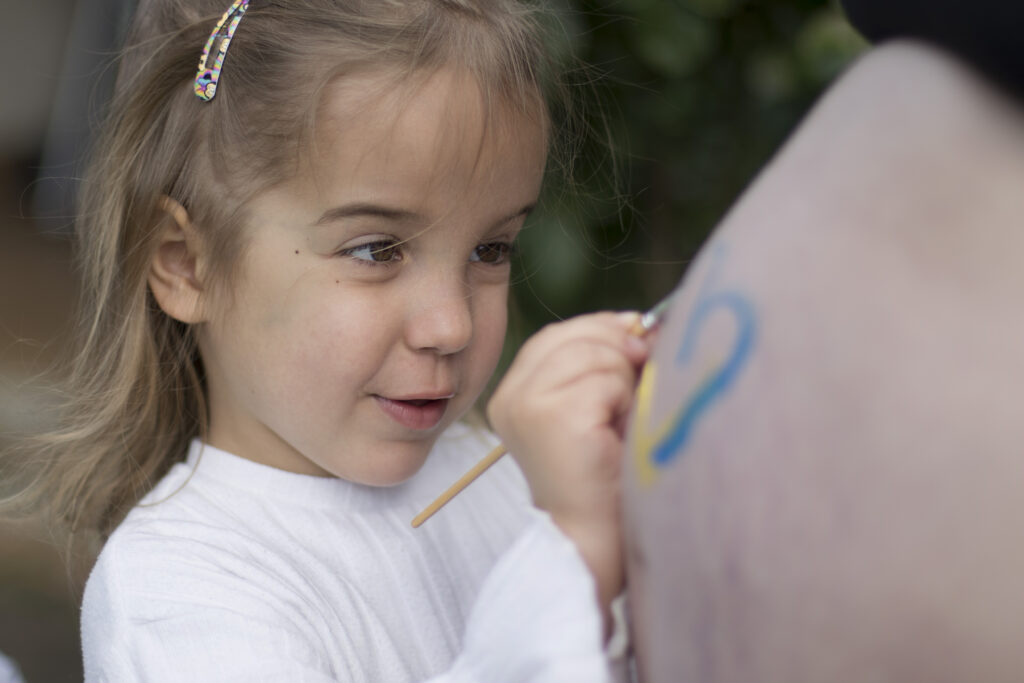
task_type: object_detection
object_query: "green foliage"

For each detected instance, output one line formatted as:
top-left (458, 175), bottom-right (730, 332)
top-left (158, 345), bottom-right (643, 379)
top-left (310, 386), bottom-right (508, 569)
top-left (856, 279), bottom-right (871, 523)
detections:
top-left (505, 0), bottom-right (867, 354)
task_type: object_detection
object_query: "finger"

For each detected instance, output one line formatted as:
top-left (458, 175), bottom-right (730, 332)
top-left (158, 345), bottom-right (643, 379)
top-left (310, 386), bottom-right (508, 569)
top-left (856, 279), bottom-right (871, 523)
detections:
top-left (492, 332), bottom-right (637, 412)
top-left (530, 365), bottom-right (641, 433)
top-left (524, 337), bottom-right (641, 395)
top-left (501, 334), bottom-right (643, 423)
top-left (509, 312), bottom-right (642, 376)
top-left (489, 314), bottom-right (645, 433)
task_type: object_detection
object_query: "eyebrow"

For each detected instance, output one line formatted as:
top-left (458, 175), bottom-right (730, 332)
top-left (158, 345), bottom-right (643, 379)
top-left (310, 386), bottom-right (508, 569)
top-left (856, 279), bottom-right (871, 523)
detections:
top-left (500, 204), bottom-right (536, 228)
top-left (313, 202), bottom-right (536, 230)
top-left (314, 203), bottom-right (419, 226)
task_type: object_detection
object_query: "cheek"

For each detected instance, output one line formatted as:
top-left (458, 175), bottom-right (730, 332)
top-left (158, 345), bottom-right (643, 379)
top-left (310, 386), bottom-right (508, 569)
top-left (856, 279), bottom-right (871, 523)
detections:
top-left (235, 280), bottom-right (387, 397)
top-left (277, 295), bottom-right (391, 377)
top-left (472, 290), bottom-right (509, 365)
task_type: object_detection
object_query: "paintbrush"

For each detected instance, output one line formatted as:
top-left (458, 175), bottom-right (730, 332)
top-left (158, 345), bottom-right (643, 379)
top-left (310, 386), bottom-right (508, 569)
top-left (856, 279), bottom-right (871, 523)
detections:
top-left (411, 297), bottom-right (672, 528)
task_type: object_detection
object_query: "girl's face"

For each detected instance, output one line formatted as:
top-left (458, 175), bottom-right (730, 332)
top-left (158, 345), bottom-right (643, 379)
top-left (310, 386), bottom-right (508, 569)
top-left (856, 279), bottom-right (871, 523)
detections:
top-left (197, 69), bottom-right (547, 484)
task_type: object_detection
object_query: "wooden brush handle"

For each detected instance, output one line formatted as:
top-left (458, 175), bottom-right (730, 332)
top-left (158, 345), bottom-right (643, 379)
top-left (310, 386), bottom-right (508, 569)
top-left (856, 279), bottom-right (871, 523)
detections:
top-left (411, 444), bottom-right (508, 527)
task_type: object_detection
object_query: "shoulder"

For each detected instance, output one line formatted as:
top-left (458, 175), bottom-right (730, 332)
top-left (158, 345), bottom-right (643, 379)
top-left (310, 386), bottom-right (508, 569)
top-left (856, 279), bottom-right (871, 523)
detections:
top-left (83, 506), bottom-right (279, 625)
top-left (82, 456), bottom-right (317, 634)
top-left (82, 509), bottom-right (331, 679)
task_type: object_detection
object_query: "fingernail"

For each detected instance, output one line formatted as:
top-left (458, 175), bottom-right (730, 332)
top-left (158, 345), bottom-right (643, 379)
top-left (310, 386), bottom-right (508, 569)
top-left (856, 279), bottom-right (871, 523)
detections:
top-left (616, 311), bottom-right (641, 324)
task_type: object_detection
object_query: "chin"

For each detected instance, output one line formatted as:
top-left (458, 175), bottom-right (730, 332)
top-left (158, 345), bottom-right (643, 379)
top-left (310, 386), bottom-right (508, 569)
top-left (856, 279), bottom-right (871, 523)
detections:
top-left (362, 463), bottom-right (429, 487)
top-left (345, 440), bottom-right (435, 487)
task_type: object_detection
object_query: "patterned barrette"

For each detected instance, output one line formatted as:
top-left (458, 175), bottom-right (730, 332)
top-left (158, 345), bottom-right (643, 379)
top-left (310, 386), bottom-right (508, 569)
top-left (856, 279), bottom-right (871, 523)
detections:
top-left (194, 0), bottom-right (251, 101)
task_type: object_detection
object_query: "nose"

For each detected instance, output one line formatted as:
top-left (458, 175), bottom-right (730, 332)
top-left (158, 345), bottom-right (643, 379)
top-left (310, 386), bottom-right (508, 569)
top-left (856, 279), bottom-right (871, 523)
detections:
top-left (405, 275), bottom-right (473, 355)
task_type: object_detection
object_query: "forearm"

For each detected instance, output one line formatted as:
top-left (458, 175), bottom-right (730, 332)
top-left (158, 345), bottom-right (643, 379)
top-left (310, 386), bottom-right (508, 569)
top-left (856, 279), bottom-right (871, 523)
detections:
top-left (437, 510), bottom-right (616, 683)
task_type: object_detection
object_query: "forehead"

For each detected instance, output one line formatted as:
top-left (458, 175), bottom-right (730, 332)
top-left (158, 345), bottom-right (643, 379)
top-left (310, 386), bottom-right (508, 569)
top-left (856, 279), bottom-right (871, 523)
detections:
top-left (305, 67), bottom-right (548, 203)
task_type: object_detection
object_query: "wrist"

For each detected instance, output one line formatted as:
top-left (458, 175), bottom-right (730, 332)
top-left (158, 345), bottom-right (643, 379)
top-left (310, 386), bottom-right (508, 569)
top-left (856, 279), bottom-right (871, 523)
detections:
top-left (548, 514), bottom-right (624, 624)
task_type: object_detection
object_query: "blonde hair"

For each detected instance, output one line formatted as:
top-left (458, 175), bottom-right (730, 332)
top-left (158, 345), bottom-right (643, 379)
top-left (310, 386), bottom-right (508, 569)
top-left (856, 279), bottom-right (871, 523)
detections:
top-left (4, 0), bottom-right (581, 559)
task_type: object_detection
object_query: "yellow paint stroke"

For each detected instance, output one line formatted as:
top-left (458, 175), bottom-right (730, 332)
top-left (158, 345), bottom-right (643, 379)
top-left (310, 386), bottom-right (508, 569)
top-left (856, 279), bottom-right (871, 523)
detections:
top-left (632, 360), bottom-right (672, 487)
top-left (632, 356), bottom-right (726, 487)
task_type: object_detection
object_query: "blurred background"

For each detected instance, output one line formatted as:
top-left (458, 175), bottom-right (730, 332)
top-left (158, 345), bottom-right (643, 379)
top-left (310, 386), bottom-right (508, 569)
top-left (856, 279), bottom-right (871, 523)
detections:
top-left (0, 0), bottom-right (864, 680)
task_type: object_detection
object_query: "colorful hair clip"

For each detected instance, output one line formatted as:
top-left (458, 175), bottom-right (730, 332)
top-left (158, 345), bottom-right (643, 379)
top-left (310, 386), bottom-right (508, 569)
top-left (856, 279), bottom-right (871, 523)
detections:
top-left (194, 0), bottom-right (251, 101)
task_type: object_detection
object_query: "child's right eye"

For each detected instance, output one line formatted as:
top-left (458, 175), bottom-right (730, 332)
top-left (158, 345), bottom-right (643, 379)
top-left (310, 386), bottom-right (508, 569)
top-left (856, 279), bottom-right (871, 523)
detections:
top-left (339, 240), bottom-right (403, 264)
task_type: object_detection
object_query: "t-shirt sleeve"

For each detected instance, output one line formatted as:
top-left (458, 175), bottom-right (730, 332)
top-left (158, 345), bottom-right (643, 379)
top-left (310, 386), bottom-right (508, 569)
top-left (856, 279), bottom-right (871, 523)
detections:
top-left (428, 511), bottom-right (616, 683)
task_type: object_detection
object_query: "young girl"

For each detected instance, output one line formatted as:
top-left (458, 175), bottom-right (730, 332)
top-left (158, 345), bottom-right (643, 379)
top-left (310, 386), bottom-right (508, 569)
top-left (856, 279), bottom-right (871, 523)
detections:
top-left (10, 0), bottom-right (646, 680)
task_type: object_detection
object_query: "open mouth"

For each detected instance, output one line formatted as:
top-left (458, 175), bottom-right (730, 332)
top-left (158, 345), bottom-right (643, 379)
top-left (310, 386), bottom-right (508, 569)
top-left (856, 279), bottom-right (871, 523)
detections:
top-left (374, 395), bottom-right (450, 430)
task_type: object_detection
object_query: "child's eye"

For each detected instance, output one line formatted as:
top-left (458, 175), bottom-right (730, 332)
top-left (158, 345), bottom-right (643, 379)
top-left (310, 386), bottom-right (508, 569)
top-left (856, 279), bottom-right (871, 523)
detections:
top-left (471, 242), bottom-right (515, 265)
top-left (340, 240), bottom-right (403, 264)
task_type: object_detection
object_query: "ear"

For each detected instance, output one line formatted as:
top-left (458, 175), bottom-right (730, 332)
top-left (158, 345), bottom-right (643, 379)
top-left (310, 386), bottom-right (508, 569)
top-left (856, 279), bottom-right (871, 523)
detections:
top-left (148, 197), bottom-right (209, 324)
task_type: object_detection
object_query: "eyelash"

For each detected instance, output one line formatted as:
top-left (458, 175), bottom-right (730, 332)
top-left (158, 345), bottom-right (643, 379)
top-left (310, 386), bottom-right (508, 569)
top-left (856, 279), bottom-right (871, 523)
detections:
top-left (338, 240), bottom-right (403, 265)
top-left (471, 241), bottom-right (517, 265)
top-left (337, 240), bottom-right (517, 266)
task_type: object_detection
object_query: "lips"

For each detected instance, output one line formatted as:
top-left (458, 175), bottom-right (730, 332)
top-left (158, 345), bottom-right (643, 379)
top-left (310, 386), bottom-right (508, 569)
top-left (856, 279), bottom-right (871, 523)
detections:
top-left (373, 394), bottom-right (451, 430)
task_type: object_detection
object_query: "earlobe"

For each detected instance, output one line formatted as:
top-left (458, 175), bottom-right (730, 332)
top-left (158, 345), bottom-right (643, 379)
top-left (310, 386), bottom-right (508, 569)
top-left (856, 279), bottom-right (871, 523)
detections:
top-left (148, 197), bottom-right (209, 324)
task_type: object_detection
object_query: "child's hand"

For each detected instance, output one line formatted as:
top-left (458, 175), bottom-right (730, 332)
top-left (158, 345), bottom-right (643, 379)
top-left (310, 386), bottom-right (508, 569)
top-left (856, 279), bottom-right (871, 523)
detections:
top-left (487, 311), bottom-right (649, 626)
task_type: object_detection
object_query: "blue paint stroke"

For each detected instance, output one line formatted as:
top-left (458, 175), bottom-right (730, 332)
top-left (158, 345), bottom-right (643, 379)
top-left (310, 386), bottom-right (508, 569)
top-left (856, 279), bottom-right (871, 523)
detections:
top-left (652, 290), bottom-right (756, 467)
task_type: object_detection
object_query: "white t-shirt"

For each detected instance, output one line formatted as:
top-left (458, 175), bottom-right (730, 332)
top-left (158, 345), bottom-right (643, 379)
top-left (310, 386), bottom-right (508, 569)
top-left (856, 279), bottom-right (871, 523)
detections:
top-left (81, 423), bottom-right (617, 682)
top-left (0, 652), bottom-right (25, 683)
